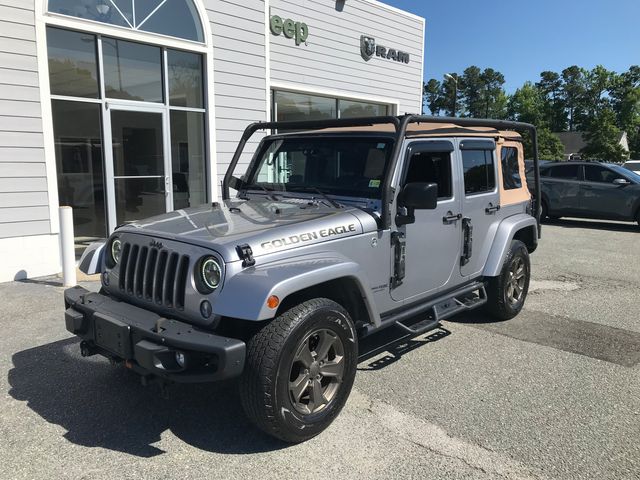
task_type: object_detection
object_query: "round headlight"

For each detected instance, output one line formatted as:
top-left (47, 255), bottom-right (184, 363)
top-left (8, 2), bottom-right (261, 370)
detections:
top-left (111, 238), bottom-right (122, 264)
top-left (201, 257), bottom-right (221, 290)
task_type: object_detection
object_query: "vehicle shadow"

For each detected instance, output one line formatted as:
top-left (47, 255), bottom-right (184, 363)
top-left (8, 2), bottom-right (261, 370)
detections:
top-left (357, 325), bottom-right (451, 371)
top-left (7, 338), bottom-right (287, 457)
top-left (543, 217), bottom-right (638, 233)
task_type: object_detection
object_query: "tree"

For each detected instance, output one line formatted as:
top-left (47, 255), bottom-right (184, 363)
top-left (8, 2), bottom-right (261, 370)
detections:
top-left (581, 108), bottom-right (629, 162)
top-left (440, 74), bottom-right (459, 117)
top-left (537, 128), bottom-right (565, 160)
top-left (561, 66), bottom-right (587, 131)
top-left (480, 68), bottom-right (507, 119)
top-left (423, 79), bottom-right (442, 115)
top-left (459, 66), bottom-right (483, 117)
top-left (610, 66), bottom-right (640, 158)
top-left (508, 82), bottom-right (545, 126)
top-left (536, 71), bottom-right (566, 131)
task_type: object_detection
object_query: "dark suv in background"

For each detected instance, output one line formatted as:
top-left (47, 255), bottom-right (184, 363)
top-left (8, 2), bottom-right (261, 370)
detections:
top-left (527, 161), bottom-right (640, 225)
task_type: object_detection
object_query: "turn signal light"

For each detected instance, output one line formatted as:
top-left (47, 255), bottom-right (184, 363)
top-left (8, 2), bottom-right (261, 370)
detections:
top-left (267, 295), bottom-right (280, 309)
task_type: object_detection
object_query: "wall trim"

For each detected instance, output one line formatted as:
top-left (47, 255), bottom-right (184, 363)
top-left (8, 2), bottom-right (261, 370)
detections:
top-left (265, 0), bottom-right (272, 122)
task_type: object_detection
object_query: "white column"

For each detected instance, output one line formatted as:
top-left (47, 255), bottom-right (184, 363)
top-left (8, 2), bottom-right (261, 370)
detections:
top-left (59, 207), bottom-right (77, 287)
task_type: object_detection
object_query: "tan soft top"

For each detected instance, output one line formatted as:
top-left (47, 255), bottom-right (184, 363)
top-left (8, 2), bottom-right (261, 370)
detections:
top-left (315, 122), bottom-right (522, 141)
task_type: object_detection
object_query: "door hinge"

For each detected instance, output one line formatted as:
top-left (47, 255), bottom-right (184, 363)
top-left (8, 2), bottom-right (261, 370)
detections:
top-left (236, 244), bottom-right (255, 268)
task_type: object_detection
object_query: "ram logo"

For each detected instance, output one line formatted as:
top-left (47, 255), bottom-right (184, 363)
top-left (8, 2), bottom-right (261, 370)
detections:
top-left (360, 35), bottom-right (376, 61)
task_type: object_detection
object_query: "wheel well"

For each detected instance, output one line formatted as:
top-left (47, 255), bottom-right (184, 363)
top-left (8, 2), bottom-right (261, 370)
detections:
top-left (513, 225), bottom-right (537, 253)
top-left (276, 277), bottom-right (371, 328)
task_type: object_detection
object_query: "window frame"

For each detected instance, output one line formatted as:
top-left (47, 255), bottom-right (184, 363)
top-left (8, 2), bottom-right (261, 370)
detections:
top-left (583, 164), bottom-right (622, 184)
top-left (460, 141), bottom-right (498, 197)
top-left (400, 141), bottom-right (455, 202)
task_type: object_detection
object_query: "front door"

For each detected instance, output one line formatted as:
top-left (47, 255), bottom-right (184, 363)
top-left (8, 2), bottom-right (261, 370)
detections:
top-left (391, 140), bottom-right (463, 302)
top-left (580, 164), bottom-right (633, 220)
top-left (104, 105), bottom-right (172, 231)
top-left (459, 139), bottom-right (501, 278)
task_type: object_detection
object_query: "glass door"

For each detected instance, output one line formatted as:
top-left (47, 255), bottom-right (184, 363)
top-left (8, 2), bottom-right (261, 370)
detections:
top-left (104, 104), bottom-right (172, 230)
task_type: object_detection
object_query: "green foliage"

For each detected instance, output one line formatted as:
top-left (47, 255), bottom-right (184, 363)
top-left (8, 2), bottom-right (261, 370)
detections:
top-left (581, 108), bottom-right (629, 162)
top-left (423, 65), bottom-right (639, 160)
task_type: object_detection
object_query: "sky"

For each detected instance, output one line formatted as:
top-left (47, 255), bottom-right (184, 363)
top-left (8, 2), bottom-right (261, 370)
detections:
top-left (384, 0), bottom-right (640, 93)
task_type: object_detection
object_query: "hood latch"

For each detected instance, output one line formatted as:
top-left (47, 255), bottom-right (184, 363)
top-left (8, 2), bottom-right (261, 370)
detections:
top-left (236, 244), bottom-right (255, 268)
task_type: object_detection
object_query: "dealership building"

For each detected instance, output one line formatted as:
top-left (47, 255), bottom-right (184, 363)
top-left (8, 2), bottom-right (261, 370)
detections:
top-left (0, 0), bottom-right (425, 282)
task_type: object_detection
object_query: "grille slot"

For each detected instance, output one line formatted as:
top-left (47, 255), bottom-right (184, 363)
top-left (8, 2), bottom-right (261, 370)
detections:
top-left (118, 241), bottom-right (190, 311)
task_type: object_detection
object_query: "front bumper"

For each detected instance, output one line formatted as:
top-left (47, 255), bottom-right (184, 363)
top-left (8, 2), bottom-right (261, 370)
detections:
top-left (64, 286), bottom-right (245, 383)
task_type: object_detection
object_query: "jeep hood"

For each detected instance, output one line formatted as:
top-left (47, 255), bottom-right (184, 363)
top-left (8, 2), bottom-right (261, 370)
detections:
top-left (118, 198), bottom-right (379, 262)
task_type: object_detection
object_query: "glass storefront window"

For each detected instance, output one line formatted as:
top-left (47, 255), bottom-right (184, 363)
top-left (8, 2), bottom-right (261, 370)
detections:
top-left (47, 28), bottom-right (100, 98)
top-left (170, 111), bottom-right (206, 209)
top-left (48, 0), bottom-right (204, 43)
top-left (168, 50), bottom-right (204, 108)
top-left (274, 91), bottom-right (336, 122)
top-left (103, 38), bottom-right (163, 102)
top-left (339, 99), bottom-right (388, 118)
top-left (110, 110), bottom-right (164, 176)
top-left (115, 177), bottom-right (166, 225)
top-left (52, 100), bottom-right (106, 239)
top-left (272, 90), bottom-right (392, 122)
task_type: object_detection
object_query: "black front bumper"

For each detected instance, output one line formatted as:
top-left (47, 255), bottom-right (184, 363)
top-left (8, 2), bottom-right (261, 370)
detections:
top-left (64, 286), bottom-right (245, 383)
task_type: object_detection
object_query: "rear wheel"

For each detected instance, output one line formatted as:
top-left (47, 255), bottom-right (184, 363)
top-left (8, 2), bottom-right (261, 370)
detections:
top-left (485, 240), bottom-right (530, 320)
top-left (239, 298), bottom-right (358, 443)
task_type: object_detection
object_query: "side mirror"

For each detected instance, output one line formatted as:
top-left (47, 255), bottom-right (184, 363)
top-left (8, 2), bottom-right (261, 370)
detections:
top-left (396, 183), bottom-right (438, 227)
top-left (399, 182), bottom-right (438, 210)
top-left (613, 178), bottom-right (630, 186)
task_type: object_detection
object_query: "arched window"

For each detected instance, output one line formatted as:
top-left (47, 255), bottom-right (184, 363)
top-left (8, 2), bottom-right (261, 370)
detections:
top-left (48, 0), bottom-right (204, 42)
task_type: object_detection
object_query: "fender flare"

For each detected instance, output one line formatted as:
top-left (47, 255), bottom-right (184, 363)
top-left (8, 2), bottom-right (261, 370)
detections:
top-left (212, 253), bottom-right (381, 325)
top-left (482, 214), bottom-right (538, 278)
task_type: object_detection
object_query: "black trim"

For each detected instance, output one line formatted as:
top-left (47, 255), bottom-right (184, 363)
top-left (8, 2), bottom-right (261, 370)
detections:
top-left (222, 115), bottom-right (541, 236)
top-left (64, 286), bottom-right (245, 383)
top-left (459, 139), bottom-right (496, 150)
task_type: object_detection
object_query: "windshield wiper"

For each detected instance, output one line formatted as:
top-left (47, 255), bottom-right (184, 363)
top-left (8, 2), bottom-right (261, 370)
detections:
top-left (243, 183), bottom-right (279, 202)
top-left (291, 186), bottom-right (342, 209)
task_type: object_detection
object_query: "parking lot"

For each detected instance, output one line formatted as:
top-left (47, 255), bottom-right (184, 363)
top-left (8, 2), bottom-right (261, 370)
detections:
top-left (1, 218), bottom-right (638, 480)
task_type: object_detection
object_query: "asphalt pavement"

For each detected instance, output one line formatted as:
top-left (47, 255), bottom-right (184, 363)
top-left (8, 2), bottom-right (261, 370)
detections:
top-left (1, 217), bottom-right (638, 480)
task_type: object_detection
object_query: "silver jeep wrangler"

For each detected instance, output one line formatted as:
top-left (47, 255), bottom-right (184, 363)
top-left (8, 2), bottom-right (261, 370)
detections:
top-left (65, 115), bottom-right (541, 443)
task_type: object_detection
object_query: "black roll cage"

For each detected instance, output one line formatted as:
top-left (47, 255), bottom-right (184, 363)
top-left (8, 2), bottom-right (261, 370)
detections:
top-left (222, 114), bottom-right (541, 234)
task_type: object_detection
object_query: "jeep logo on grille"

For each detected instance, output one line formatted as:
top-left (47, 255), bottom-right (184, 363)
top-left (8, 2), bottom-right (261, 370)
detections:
top-left (150, 240), bottom-right (163, 249)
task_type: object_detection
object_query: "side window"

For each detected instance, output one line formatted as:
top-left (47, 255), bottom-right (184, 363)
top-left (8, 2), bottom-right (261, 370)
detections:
top-left (549, 164), bottom-right (580, 180)
top-left (404, 151), bottom-right (453, 200)
top-left (501, 146), bottom-right (522, 190)
top-left (584, 165), bottom-right (620, 183)
top-left (462, 149), bottom-right (496, 195)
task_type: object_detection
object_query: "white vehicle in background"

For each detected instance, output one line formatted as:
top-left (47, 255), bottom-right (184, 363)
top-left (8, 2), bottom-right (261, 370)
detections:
top-left (622, 160), bottom-right (640, 174)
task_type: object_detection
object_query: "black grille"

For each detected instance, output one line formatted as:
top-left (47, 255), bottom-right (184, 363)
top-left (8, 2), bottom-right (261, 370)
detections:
top-left (118, 242), bottom-right (190, 310)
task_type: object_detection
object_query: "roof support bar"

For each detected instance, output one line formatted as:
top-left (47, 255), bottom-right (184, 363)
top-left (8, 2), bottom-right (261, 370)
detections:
top-left (222, 115), bottom-right (540, 235)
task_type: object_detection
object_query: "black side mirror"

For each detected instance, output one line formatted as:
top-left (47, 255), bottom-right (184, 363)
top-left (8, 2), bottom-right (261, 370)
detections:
top-left (399, 182), bottom-right (438, 210)
top-left (396, 182), bottom-right (438, 226)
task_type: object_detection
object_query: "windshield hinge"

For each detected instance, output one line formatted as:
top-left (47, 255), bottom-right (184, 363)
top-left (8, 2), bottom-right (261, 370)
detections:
top-left (236, 244), bottom-right (255, 268)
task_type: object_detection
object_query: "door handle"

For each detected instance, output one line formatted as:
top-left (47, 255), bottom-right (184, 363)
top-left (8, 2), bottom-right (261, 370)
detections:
top-left (485, 203), bottom-right (501, 214)
top-left (442, 212), bottom-right (462, 224)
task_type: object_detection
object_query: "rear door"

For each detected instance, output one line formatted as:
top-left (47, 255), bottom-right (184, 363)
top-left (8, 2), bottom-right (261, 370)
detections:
top-left (459, 139), bottom-right (501, 278)
top-left (542, 164), bottom-right (582, 216)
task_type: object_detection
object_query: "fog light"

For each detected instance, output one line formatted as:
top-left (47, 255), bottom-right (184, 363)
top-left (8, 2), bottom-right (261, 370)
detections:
top-left (175, 352), bottom-right (186, 368)
top-left (200, 300), bottom-right (212, 318)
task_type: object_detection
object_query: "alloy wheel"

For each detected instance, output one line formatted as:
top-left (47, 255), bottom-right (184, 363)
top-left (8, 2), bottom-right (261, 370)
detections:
top-left (506, 257), bottom-right (526, 305)
top-left (288, 329), bottom-right (345, 415)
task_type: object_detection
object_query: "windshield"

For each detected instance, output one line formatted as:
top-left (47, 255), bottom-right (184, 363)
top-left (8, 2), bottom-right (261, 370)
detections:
top-left (243, 136), bottom-right (395, 199)
top-left (611, 164), bottom-right (640, 182)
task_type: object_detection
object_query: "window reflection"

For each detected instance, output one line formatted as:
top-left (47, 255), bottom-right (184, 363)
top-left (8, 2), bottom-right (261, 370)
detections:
top-left (339, 99), bottom-right (388, 118)
top-left (103, 38), bottom-right (163, 102)
top-left (52, 100), bottom-right (106, 239)
top-left (168, 50), bottom-right (204, 108)
top-left (47, 28), bottom-right (99, 98)
top-left (171, 111), bottom-right (206, 209)
top-left (274, 91), bottom-right (336, 122)
top-left (115, 177), bottom-right (166, 224)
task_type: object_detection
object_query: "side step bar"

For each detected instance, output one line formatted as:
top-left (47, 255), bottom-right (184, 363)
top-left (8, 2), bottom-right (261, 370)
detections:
top-left (363, 282), bottom-right (487, 337)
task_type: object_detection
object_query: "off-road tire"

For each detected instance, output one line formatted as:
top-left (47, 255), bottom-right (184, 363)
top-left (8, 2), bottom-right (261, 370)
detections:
top-left (239, 298), bottom-right (358, 443)
top-left (485, 240), bottom-right (530, 321)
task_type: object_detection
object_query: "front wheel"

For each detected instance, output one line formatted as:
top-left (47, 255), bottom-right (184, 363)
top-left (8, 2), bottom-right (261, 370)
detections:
top-left (485, 240), bottom-right (530, 320)
top-left (239, 298), bottom-right (358, 443)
